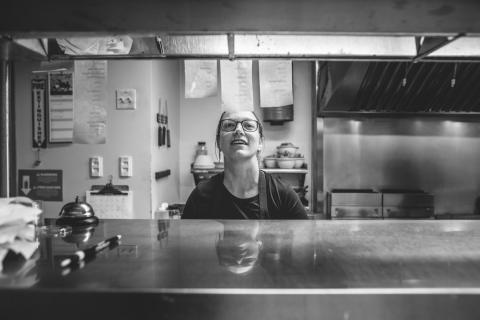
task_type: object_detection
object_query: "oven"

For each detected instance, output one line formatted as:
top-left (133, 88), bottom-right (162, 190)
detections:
top-left (328, 189), bottom-right (382, 219)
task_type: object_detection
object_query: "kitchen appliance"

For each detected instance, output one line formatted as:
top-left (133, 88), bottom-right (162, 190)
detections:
top-left (381, 190), bottom-right (434, 219)
top-left (328, 189), bottom-right (382, 219)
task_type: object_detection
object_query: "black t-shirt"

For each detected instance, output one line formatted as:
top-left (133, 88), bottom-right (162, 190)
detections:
top-left (182, 171), bottom-right (308, 219)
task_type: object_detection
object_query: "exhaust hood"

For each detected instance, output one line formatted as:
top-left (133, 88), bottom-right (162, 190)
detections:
top-left (319, 61), bottom-right (480, 114)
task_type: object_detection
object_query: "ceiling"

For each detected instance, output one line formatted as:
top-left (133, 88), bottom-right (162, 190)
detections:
top-left (3, 0), bottom-right (480, 61)
top-left (2, 0), bottom-right (480, 37)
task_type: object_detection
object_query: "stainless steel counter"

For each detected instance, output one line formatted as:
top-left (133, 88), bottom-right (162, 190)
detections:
top-left (2, 219), bottom-right (480, 319)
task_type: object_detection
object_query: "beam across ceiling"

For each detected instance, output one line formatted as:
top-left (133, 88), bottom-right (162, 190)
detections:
top-left (1, 0), bottom-right (480, 37)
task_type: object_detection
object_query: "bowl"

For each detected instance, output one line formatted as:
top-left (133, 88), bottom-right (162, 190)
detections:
top-left (193, 154), bottom-right (215, 169)
top-left (294, 158), bottom-right (304, 168)
top-left (276, 142), bottom-right (298, 157)
top-left (263, 157), bottom-right (277, 168)
top-left (276, 158), bottom-right (296, 169)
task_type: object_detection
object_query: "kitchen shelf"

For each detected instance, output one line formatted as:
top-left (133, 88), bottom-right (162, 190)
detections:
top-left (191, 168), bottom-right (308, 174)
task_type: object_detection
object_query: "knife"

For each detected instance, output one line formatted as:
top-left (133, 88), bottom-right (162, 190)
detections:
top-left (158, 99), bottom-right (163, 146)
top-left (166, 100), bottom-right (171, 148)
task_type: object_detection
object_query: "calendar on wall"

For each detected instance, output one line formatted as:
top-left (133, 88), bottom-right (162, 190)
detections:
top-left (86, 190), bottom-right (133, 219)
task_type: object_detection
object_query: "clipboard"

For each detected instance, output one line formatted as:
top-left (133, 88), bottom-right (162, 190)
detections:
top-left (86, 181), bottom-right (133, 219)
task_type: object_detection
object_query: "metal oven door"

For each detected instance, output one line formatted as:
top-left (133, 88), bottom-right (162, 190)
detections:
top-left (331, 206), bottom-right (382, 219)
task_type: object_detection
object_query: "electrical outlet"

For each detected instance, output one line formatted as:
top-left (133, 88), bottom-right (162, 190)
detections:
top-left (89, 156), bottom-right (103, 177)
top-left (119, 156), bottom-right (133, 177)
top-left (116, 88), bottom-right (136, 110)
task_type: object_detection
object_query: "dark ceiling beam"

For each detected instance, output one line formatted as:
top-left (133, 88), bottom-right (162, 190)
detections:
top-left (1, 0), bottom-right (480, 37)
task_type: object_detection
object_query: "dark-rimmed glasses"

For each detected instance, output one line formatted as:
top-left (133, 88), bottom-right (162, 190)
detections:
top-left (220, 119), bottom-right (259, 132)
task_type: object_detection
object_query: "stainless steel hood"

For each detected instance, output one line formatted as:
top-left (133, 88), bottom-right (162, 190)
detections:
top-left (318, 61), bottom-right (480, 114)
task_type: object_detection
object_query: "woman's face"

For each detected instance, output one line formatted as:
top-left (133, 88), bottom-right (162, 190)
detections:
top-left (218, 111), bottom-right (262, 161)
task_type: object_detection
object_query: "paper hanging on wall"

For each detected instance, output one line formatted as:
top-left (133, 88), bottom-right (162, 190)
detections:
top-left (259, 60), bottom-right (293, 108)
top-left (48, 71), bottom-right (74, 143)
top-left (73, 60), bottom-right (107, 144)
top-left (184, 60), bottom-right (217, 98)
top-left (220, 60), bottom-right (253, 112)
top-left (31, 78), bottom-right (47, 148)
top-left (56, 36), bottom-right (133, 55)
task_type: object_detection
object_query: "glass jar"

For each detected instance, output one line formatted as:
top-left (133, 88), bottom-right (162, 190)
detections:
top-left (196, 141), bottom-right (208, 156)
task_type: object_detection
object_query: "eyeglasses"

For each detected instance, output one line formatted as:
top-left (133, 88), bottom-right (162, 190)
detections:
top-left (220, 119), bottom-right (259, 132)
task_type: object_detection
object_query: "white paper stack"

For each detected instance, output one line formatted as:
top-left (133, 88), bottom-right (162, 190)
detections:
top-left (0, 197), bottom-right (41, 274)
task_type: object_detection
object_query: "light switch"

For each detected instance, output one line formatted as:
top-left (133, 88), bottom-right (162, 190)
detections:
top-left (119, 156), bottom-right (133, 177)
top-left (116, 89), bottom-right (136, 110)
top-left (89, 156), bottom-right (103, 177)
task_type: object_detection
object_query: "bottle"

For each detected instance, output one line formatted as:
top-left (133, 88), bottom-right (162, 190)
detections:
top-left (155, 202), bottom-right (169, 220)
top-left (193, 141), bottom-right (214, 169)
top-left (196, 141), bottom-right (208, 157)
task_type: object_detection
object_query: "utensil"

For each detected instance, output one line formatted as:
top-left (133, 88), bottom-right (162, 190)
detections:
top-left (166, 100), bottom-right (170, 148)
top-left (157, 99), bottom-right (163, 146)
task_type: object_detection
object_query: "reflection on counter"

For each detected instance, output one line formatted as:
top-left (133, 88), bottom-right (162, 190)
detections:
top-left (327, 189), bottom-right (435, 219)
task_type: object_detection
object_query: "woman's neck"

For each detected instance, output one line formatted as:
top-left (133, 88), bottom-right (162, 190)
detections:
top-left (223, 158), bottom-right (260, 198)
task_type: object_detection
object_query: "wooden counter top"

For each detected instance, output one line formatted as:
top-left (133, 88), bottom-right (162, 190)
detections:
top-left (2, 219), bottom-right (480, 319)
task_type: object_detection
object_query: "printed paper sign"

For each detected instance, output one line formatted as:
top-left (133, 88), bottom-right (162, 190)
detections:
top-left (49, 72), bottom-right (74, 143)
top-left (32, 78), bottom-right (47, 148)
top-left (259, 60), bottom-right (293, 108)
top-left (184, 60), bottom-right (218, 98)
top-left (18, 170), bottom-right (63, 201)
top-left (73, 60), bottom-right (108, 144)
top-left (220, 60), bottom-right (253, 112)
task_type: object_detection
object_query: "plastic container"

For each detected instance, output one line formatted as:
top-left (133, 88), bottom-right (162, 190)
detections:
top-left (193, 141), bottom-right (214, 169)
top-left (196, 141), bottom-right (208, 157)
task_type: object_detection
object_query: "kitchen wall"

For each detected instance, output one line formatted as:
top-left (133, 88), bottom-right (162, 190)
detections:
top-left (324, 117), bottom-right (480, 215)
top-left (15, 60), bottom-right (181, 218)
top-left (178, 61), bottom-right (313, 204)
top-left (151, 61), bottom-right (181, 213)
top-left (14, 59), bottom-right (312, 217)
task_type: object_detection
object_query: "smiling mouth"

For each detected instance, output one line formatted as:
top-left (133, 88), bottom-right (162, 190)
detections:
top-left (231, 139), bottom-right (248, 145)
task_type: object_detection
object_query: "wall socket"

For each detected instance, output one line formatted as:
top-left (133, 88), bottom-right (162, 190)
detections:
top-left (119, 156), bottom-right (133, 177)
top-left (116, 88), bottom-right (136, 110)
top-left (89, 156), bottom-right (103, 177)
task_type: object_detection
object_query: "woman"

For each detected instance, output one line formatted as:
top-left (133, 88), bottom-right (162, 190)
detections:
top-left (182, 110), bottom-right (308, 219)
